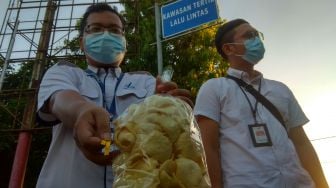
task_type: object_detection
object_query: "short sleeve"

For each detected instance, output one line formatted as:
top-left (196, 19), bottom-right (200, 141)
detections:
top-left (286, 88), bottom-right (309, 128)
top-left (37, 63), bottom-right (83, 123)
top-left (194, 79), bottom-right (221, 123)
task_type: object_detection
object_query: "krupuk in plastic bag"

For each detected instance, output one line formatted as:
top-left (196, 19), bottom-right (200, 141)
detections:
top-left (112, 95), bottom-right (211, 188)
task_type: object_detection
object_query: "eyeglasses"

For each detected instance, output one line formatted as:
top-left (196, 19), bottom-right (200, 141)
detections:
top-left (85, 24), bottom-right (124, 35)
top-left (243, 30), bottom-right (264, 40)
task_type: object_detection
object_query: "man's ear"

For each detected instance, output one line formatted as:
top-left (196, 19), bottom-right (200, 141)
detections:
top-left (79, 36), bottom-right (84, 51)
top-left (222, 44), bottom-right (233, 56)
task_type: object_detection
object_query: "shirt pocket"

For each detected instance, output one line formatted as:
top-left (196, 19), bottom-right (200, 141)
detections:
top-left (81, 89), bottom-right (99, 98)
top-left (79, 79), bottom-right (101, 104)
top-left (116, 88), bottom-right (148, 114)
top-left (116, 88), bottom-right (147, 99)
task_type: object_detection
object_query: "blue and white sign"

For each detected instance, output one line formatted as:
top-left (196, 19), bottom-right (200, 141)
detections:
top-left (161, 0), bottom-right (219, 38)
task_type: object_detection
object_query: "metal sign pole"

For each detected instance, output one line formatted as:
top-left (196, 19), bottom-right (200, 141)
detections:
top-left (154, 2), bottom-right (163, 75)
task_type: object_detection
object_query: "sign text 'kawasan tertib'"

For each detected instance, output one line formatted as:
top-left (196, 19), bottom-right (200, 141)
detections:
top-left (161, 0), bottom-right (219, 38)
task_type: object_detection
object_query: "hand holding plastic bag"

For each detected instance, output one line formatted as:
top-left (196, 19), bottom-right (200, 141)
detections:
top-left (112, 95), bottom-right (211, 188)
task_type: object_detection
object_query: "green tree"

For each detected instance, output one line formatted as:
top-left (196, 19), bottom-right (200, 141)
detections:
top-left (121, 0), bottom-right (228, 98)
top-left (0, 61), bottom-right (51, 188)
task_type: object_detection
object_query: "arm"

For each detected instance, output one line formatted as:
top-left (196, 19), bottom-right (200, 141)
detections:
top-left (289, 126), bottom-right (329, 188)
top-left (47, 90), bottom-right (116, 165)
top-left (196, 115), bottom-right (222, 188)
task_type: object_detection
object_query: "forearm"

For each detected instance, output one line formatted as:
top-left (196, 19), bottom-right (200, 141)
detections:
top-left (49, 90), bottom-right (93, 127)
top-left (295, 141), bottom-right (329, 188)
top-left (204, 149), bottom-right (222, 188)
top-left (289, 126), bottom-right (329, 187)
top-left (197, 116), bottom-right (223, 188)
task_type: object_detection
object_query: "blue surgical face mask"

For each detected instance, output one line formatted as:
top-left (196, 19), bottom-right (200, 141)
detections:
top-left (235, 37), bottom-right (265, 65)
top-left (84, 32), bottom-right (126, 65)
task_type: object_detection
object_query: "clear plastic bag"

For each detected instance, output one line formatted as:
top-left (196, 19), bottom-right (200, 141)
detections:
top-left (112, 95), bottom-right (211, 188)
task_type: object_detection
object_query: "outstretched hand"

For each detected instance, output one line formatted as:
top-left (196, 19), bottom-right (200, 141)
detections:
top-left (155, 76), bottom-right (194, 108)
top-left (73, 104), bottom-right (119, 165)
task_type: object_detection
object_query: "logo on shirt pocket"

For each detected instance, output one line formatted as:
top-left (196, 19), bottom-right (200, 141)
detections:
top-left (123, 82), bottom-right (136, 89)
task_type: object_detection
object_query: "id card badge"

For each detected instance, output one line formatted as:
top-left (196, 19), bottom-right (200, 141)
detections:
top-left (248, 123), bottom-right (272, 147)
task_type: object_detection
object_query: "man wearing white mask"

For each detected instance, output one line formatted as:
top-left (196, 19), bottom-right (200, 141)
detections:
top-left (194, 19), bottom-right (328, 188)
top-left (36, 3), bottom-right (192, 188)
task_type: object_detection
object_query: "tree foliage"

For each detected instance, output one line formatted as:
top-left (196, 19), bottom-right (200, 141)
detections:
top-left (0, 61), bottom-right (51, 188)
top-left (121, 0), bottom-right (228, 98)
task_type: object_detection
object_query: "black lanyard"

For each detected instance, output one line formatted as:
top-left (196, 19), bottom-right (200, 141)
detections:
top-left (226, 75), bottom-right (287, 130)
top-left (238, 78), bottom-right (261, 124)
top-left (86, 69), bottom-right (124, 188)
top-left (85, 69), bottom-right (124, 121)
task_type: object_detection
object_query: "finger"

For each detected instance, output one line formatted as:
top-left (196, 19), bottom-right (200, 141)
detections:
top-left (76, 131), bottom-right (120, 165)
top-left (74, 124), bottom-right (103, 152)
top-left (156, 76), bottom-right (162, 86)
top-left (93, 109), bottom-right (111, 140)
top-left (82, 136), bottom-right (103, 152)
top-left (156, 81), bottom-right (178, 93)
top-left (166, 88), bottom-right (192, 98)
top-left (155, 76), bottom-right (163, 93)
top-left (174, 96), bottom-right (194, 108)
top-left (81, 147), bottom-right (116, 165)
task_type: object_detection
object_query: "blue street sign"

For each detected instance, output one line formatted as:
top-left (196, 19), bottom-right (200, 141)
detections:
top-left (161, 0), bottom-right (219, 38)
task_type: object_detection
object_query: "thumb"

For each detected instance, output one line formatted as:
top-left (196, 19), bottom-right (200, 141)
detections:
top-left (156, 76), bottom-right (162, 85)
top-left (156, 76), bottom-right (163, 93)
top-left (95, 110), bottom-right (111, 140)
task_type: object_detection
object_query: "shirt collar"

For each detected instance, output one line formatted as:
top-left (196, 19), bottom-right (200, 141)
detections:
top-left (227, 67), bottom-right (263, 85)
top-left (87, 65), bottom-right (122, 78)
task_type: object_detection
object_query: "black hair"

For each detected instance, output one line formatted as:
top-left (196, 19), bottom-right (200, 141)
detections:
top-left (215, 19), bottom-right (248, 60)
top-left (79, 3), bottom-right (126, 36)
